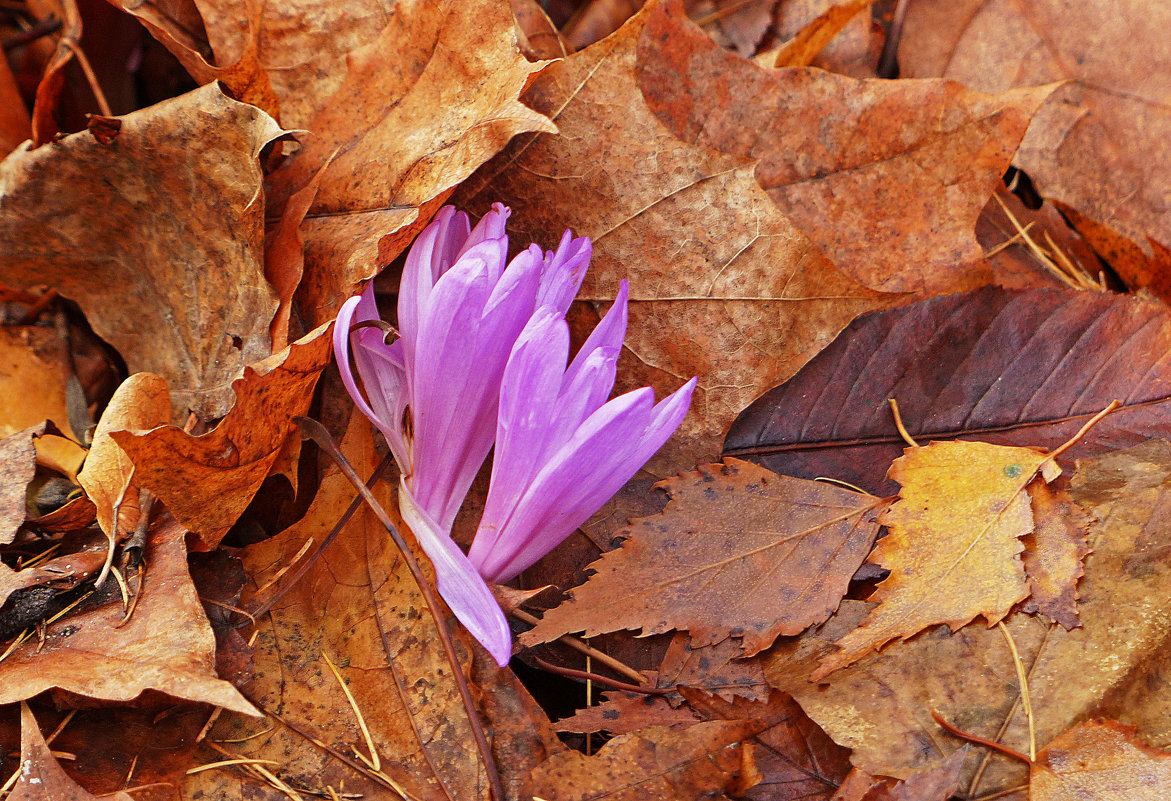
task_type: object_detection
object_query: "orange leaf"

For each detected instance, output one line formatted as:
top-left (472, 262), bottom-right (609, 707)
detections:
top-left (1022, 479), bottom-right (1091, 629)
top-left (813, 440), bottom-right (1050, 680)
top-left (9, 703), bottom-right (134, 801)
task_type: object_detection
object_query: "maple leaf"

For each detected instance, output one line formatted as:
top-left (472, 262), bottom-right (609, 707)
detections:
top-left (812, 440), bottom-right (1055, 679)
top-left (457, 0), bottom-right (886, 471)
top-left (900, 0), bottom-right (1171, 257)
top-left (1031, 720), bottom-right (1171, 800)
top-left (725, 287), bottom-right (1171, 494)
top-left (522, 459), bottom-right (884, 656)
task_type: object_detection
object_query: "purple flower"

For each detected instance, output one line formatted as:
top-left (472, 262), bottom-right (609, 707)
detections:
top-left (334, 205), bottom-right (693, 666)
top-left (468, 283), bottom-right (696, 583)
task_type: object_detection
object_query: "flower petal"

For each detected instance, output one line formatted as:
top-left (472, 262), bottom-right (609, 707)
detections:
top-left (537, 229), bottom-right (592, 313)
top-left (457, 203), bottom-right (511, 272)
top-left (399, 206), bottom-right (469, 368)
top-left (564, 279), bottom-right (628, 388)
top-left (399, 481), bottom-right (512, 667)
top-left (468, 309), bottom-right (569, 570)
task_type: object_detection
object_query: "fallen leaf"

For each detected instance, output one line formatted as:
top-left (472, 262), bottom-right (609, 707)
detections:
top-left (765, 439), bottom-right (1171, 797)
top-left (187, 413), bottom-right (493, 800)
top-left (525, 720), bottom-right (761, 800)
top-left (899, 0), bottom-right (1171, 256)
top-left (76, 374), bottom-right (170, 549)
top-left (0, 55), bottom-right (29, 154)
top-left (0, 423), bottom-right (46, 544)
top-left (0, 512), bottom-right (256, 715)
top-left (1031, 720), bottom-right (1171, 801)
top-left (1056, 203), bottom-right (1171, 302)
top-left (885, 748), bottom-right (966, 800)
top-left (112, 324), bottom-right (331, 548)
top-left (265, 0), bottom-right (556, 327)
top-left (812, 440), bottom-right (1049, 679)
top-left (762, 0), bottom-right (880, 77)
top-left (658, 631), bottom-right (771, 703)
top-left (770, 0), bottom-right (872, 68)
top-left (522, 459), bottom-right (884, 656)
top-left (724, 287), bottom-right (1171, 495)
top-left (681, 688), bottom-right (853, 801)
top-left (561, 0), bottom-right (645, 49)
top-left (0, 531), bottom-right (106, 610)
top-left (637, 0), bottom-right (1054, 294)
top-left (457, 0), bottom-right (885, 470)
top-left (0, 327), bottom-right (70, 439)
top-left (511, 0), bottom-right (571, 60)
top-left (558, 689), bottom-right (699, 734)
top-left (8, 703), bottom-right (134, 801)
top-left (693, 0), bottom-right (776, 58)
top-left (1022, 478), bottom-right (1091, 629)
top-left (0, 84), bottom-right (283, 419)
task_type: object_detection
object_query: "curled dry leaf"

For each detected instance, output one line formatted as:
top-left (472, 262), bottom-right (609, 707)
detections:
top-left (522, 459), bottom-right (883, 656)
top-left (765, 439), bottom-right (1171, 797)
top-left (111, 324), bottom-right (331, 548)
top-left (637, 0), bottom-right (1055, 294)
top-left (0, 513), bottom-right (256, 715)
top-left (900, 0), bottom-right (1171, 255)
top-left (525, 720), bottom-right (762, 800)
top-left (9, 703), bottom-right (134, 801)
top-left (1031, 720), bottom-right (1171, 801)
top-left (0, 84), bottom-right (282, 419)
top-left (0, 531), bottom-right (106, 610)
top-left (459, 0), bottom-right (885, 471)
top-left (812, 440), bottom-right (1051, 679)
top-left (725, 287), bottom-right (1171, 495)
top-left (266, 0), bottom-right (557, 327)
top-left (76, 373), bottom-right (170, 547)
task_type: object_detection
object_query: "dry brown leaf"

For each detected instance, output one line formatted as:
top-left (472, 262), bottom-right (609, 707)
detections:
top-left (1031, 720), bottom-right (1171, 801)
top-left (0, 84), bottom-right (282, 419)
top-left (0, 512), bottom-right (256, 714)
top-left (763, 0), bottom-right (880, 76)
top-left (658, 630), bottom-right (771, 703)
top-left (637, 1), bottom-right (1056, 294)
top-left (899, 0), bottom-right (1171, 256)
top-left (0, 531), bottom-right (106, 610)
top-left (522, 459), bottom-right (884, 656)
top-left (765, 439), bottom-right (1171, 798)
top-left (525, 720), bottom-right (761, 800)
top-left (0, 55), bottom-right (29, 155)
top-left (76, 374), bottom-right (170, 548)
top-left (1022, 478), bottom-right (1091, 629)
top-left (262, 161), bottom-right (328, 351)
top-left (8, 703), bottom-right (134, 801)
top-left (812, 440), bottom-right (1051, 679)
top-left (0, 423), bottom-right (46, 544)
top-left (511, 0), bottom-right (571, 60)
top-left (681, 688), bottom-right (853, 801)
top-left (111, 324), bottom-right (331, 548)
top-left (0, 327), bottom-right (70, 439)
top-left (1056, 203), bottom-right (1171, 301)
top-left (458, 0), bottom-right (885, 472)
top-left (266, 0), bottom-right (556, 327)
top-left (187, 413), bottom-right (493, 800)
top-left (558, 689), bottom-right (699, 734)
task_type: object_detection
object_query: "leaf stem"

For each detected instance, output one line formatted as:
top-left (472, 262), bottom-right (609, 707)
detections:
top-left (931, 710), bottom-right (1031, 764)
top-left (1044, 400), bottom-right (1120, 463)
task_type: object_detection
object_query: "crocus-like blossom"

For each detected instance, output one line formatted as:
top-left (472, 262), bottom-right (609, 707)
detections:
top-left (334, 204), bottom-right (693, 666)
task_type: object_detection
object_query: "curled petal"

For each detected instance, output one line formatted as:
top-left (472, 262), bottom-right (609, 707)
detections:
top-left (399, 206), bottom-right (469, 361)
top-left (537, 229), bottom-right (592, 313)
top-left (565, 279), bottom-right (628, 387)
top-left (399, 482), bottom-right (512, 667)
top-left (457, 203), bottom-right (511, 269)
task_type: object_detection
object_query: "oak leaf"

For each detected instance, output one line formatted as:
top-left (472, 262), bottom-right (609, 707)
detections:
top-left (900, 0), bottom-right (1171, 256)
top-left (0, 84), bottom-right (283, 419)
top-left (812, 440), bottom-right (1052, 679)
top-left (638, 0), bottom-right (1055, 294)
top-left (457, 0), bottom-right (886, 470)
top-left (725, 287), bottom-right (1171, 495)
top-left (522, 459), bottom-right (884, 656)
top-left (1031, 720), bottom-right (1171, 801)
top-left (111, 324), bottom-right (331, 548)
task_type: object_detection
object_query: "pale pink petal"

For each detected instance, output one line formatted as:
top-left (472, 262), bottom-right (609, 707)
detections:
top-left (537, 230), bottom-right (592, 312)
top-left (399, 206), bottom-right (469, 369)
top-left (565, 280), bottom-right (628, 386)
